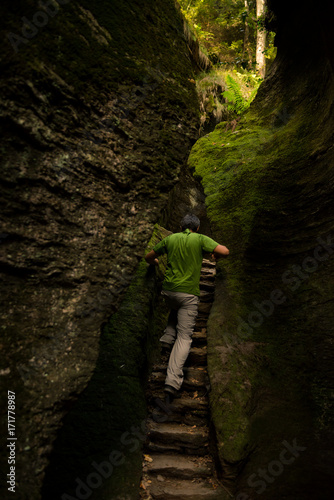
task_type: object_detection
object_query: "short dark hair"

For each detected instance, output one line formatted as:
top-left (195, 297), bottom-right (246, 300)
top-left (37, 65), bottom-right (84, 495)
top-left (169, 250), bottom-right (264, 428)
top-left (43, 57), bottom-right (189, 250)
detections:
top-left (181, 214), bottom-right (200, 232)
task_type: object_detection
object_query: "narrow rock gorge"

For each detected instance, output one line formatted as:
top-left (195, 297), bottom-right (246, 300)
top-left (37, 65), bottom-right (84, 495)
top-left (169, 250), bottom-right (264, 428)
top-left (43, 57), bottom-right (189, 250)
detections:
top-left (189, 0), bottom-right (334, 498)
top-left (1, 0), bottom-right (334, 499)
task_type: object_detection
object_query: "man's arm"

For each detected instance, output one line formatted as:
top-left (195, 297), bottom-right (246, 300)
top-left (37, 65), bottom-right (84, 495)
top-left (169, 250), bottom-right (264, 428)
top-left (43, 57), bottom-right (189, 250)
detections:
top-left (145, 249), bottom-right (160, 265)
top-left (212, 244), bottom-right (229, 260)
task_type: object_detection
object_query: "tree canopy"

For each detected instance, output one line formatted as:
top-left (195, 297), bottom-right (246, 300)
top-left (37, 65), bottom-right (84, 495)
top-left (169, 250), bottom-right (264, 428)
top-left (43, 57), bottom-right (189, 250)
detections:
top-left (178, 0), bottom-right (276, 72)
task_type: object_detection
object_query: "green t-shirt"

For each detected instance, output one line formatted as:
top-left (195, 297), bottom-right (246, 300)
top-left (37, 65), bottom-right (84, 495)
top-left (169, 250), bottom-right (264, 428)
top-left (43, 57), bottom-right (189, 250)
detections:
top-left (153, 229), bottom-right (219, 296)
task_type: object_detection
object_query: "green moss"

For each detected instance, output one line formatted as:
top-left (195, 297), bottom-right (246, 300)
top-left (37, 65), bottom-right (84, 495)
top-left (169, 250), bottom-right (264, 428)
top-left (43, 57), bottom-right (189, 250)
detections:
top-left (189, 106), bottom-right (312, 299)
top-left (102, 224), bottom-right (170, 375)
top-left (42, 225), bottom-right (170, 500)
top-left (1, 0), bottom-right (198, 107)
top-left (91, 224), bottom-right (170, 498)
top-left (189, 78), bottom-right (334, 484)
top-left (207, 287), bottom-right (260, 464)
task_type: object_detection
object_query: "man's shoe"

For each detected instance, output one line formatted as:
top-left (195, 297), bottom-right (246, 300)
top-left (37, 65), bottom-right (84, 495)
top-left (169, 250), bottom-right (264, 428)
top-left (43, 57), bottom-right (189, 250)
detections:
top-left (164, 384), bottom-right (178, 395)
top-left (164, 384), bottom-right (180, 403)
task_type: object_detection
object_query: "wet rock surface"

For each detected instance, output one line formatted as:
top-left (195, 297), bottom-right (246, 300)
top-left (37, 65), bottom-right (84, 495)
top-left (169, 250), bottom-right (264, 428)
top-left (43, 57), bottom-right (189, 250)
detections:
top-left (0, 1), bottom-right (200, 498)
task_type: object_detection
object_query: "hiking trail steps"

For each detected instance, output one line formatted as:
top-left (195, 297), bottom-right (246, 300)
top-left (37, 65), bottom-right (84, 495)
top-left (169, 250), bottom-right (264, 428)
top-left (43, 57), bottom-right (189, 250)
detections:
top-left (140, 259), bottom-right (229, 500)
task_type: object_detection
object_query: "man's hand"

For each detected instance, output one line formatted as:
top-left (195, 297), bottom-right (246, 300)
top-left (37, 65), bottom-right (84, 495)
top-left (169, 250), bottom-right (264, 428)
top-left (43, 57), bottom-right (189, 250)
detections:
top-left (212, 244), bottom-right (229, 261)
top-left (145, 250), bottom-right (160, 265)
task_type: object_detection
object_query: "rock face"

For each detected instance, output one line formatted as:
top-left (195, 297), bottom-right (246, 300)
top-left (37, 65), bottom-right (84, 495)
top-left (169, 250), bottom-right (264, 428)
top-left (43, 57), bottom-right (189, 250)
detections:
top-left (189, 0), bottom-right (334, 498)
top-left (0, 1), bottom-right (200, 498)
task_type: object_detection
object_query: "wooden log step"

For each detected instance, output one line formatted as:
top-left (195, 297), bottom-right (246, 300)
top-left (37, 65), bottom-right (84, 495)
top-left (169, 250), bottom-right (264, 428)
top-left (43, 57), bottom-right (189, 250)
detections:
top-left (200, 277), bottom-right (216, 286)
top-left (170, 396), bottom-right (208, 413)
top-left (146, 441), bottom-right (184, 455)
top-left (148, 372), bottom-right (208, 393)
top-left (147, 421), bottom-right (209, 454)
top-left (201, 260), bottom-right (216, 271)
top-left (199, 289), bottom-right (215, 302)
top-left (193, 325), bottom-right (207, 332)
top-left (195, 318), bottom-right (209, 328)
top-left (198, 302), bottom-right (213, 314)
top-left (201, 268), bottom-right (216, 277)
top-left (186, 347), bottom-right (207, 366)
top-left (146, 439), bottom-right (209, 457)
top-left (148, 391), bottom-right (209, 426)
top-left (147, 394), bottom-right (209, 415)
top-left (199, 281), bottom-right (215, 292)
top-left (192, 329), bottom-right (207, 346)
top-left (151, 365), bottom-right (208, 375)
top-left (201, 269), bottom-right (216, 275)
top-left (149, 408), bottom-right (208, 427)
top-left (150, 366), bottom-right (207, 383)
top-left (145, 477), bottom-right (226, 500)
top-left (143, 453), bottom-right (213, 479)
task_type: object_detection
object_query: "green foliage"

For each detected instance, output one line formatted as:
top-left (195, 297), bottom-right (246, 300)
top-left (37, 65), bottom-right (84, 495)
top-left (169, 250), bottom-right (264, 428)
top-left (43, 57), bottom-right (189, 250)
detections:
top-left (223, 74), bottom-right (248, 114)
top-left (178, 0), bottom-right (257, 66)
top-left (177, 0), bottom-right (277, 71)
top-left (223, 72), bottom-right (261, 115)
top-left (264, 30), bottom-right (278, 61)
top-left (195, 66), bottom-right (261, 129)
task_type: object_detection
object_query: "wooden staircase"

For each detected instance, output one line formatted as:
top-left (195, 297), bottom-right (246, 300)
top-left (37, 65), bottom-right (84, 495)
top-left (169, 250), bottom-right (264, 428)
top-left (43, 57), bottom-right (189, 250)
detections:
top-left (140, 259), bottom-right (229, 500)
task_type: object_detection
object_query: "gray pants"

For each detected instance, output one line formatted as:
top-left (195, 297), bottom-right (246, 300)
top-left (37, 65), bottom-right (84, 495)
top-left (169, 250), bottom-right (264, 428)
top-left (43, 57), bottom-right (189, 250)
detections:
top-left (160, 290), bottom-right (199, 391)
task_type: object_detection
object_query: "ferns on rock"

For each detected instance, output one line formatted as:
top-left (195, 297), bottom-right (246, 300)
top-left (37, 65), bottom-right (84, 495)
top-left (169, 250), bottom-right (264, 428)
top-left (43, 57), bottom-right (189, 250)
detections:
top-left (223, 74), bottom-right (260, 115)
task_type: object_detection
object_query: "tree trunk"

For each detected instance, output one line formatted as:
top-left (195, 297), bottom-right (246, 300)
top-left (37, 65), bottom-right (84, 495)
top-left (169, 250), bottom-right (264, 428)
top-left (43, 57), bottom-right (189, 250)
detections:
top-left (256, 0), bottom-right (266, 78)
top-left (242, 0), bottom-right (252, 68)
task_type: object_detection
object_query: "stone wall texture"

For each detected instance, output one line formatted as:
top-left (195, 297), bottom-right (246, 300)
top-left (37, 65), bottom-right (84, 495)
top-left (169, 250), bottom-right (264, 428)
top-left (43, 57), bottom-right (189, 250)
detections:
top-left (0, 1), bottom-right (200, 498)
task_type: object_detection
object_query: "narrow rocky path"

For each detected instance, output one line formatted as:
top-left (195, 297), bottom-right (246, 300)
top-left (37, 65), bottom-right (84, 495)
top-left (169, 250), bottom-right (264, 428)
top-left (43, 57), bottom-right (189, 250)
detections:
top-left (140, 259), bottom-right (227, 500)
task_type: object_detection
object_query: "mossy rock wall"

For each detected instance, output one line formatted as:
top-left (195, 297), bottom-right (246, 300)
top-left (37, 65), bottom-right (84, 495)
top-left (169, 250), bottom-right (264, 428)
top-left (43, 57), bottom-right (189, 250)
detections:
top-left (189, 1), bottom-right (334, 497)
top-left (42, 224), bottom-right (170, 500)
top-left (0, 1), bottom-right (200, 498)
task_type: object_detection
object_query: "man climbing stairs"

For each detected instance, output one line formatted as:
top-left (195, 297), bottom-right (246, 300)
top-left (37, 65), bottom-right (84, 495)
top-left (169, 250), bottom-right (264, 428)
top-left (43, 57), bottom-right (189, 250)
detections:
top-left (140, 259), bottom-right (229, 500)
